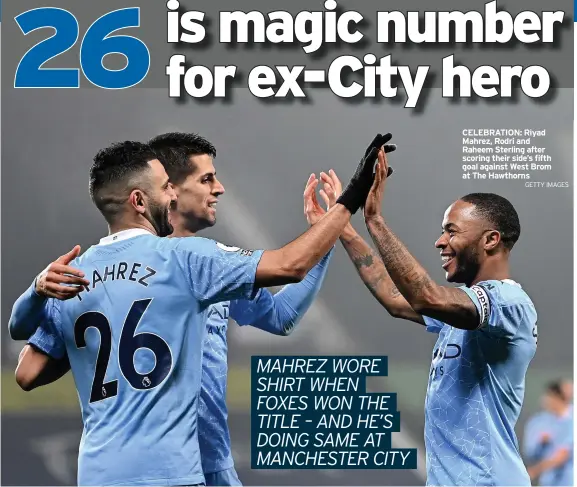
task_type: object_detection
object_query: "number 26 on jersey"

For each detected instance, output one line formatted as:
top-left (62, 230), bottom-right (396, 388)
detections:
top-left (75, 299), bottom-right (173, 404)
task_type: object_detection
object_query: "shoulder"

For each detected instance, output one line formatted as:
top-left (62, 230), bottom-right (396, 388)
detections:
top-left (164, 236), bottom-right (223, 253)
top-left (471, 279), bottom-right (535, 308)
top-left (169, 237), bottom-right (261, 262)
top-left (462, 279), bottom-right (537, 334)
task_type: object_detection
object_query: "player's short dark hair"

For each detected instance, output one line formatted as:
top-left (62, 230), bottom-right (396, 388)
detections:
top-left (89, 141), bottom-right (158, 223)
top-left (460, 193), bottom-right (521, 250)
top-left (148, 132), bottom-right (217, 185)
top-left (545, 380), bottom-right (565, 399)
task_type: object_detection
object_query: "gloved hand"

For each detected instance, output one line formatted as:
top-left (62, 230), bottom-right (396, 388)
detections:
top-left (336, 133), bottom-right (395, 214)
top-left (364, 133), bottom-right (395, 177)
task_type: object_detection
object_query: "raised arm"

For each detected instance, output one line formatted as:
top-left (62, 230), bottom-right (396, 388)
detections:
top-left (340, 225), bottom-right (424, 324)
top-left (255, 133), bottom-right (395, 287)
top-left (231, 248), bottom-right (334, 335)
top-left (365, 217), bottom-right (479, 329)
top-left (183, 134), bottom-right (397, 306)
top-left (312, 168), bottom-right (423, 325)
top-left (255, 204), bottom-right (349, 286)
top-left (364, 151), bottom-right (479, 331)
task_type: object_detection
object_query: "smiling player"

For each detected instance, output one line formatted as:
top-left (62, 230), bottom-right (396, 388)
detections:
top-left (306, 150), bottom-right (538, 486)
top-left (11, 133), bottom-right (395, 486)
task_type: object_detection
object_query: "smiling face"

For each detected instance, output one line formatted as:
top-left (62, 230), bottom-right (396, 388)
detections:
top-left (171, 154), bottom-right (225, 233)
top-left (434, 200), bottom-right (493, 285)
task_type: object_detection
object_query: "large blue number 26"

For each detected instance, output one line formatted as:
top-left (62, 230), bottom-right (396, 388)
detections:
top-left (75, 299), bottom-right (173, 404)
top-left (14, 8), bottom-right (149, 89)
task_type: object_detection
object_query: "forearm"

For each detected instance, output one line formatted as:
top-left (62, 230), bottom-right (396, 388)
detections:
top-left (257, 205), bottom-right (349, 286)
top-left (365, 216), bottom-right (438, 310)
top-left (8, 280), bottom-right (49, 340)
top-left (260, 248), bottom-right (334, 335)
top-left (365, 216), bottom-right (477, 329)
top-left (286, 205), bottom-right (349, 275)
top-left (16, 345), bottom-right (70, 391)
top-left (340, 224), bottom-right (423, 323)
top-left (35, 357), bottom-right (71, 387)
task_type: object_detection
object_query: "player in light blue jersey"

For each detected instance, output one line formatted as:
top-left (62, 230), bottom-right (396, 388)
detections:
top-left (150, 132), bottom-right (339, 485)
top-left (523, 379), bottom-right (573, 472)
top-left (9, 135), bottom-right (393, 486)
top-left (313, 150), bottom-right (538, 486)
top-left (523, 410), bottom-right (555, 469)
top-left (14, 132), bottom-right (341, 486)
top-left (525, 381), bottom-right (574, 486)
top-left (521, 379), bottom-right (571, 478)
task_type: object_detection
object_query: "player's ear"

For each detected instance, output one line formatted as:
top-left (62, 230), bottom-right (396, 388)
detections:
top-left (483, 230), bottom-right (501, 252)
top-left (129, 189), bottom-right (147, 215)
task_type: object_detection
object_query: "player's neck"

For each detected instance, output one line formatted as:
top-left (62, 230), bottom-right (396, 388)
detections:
top-left (170, 227), bottom-right (196, 237)
top-left (469, 258), bottom-right (510, 286)
top-left (168, 212), bottom-right (199, 237)
top-left (108, 220), bottom-right (156, 237)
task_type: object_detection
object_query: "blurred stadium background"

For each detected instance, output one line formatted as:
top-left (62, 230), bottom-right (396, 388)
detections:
top-left (2, 89), bottom-right (573, 485)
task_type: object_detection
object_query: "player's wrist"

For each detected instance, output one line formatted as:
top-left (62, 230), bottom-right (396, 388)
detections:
top-left (32, 276), bottom-right (48, 299)
top-left (331, 201), bottom-right (352, 217)
top-left (365, 214), bottom-right (385, 228)
top-left (335, 191), bottom-right (361, 214)
top-left (340, 223), bottom-right (358, 242)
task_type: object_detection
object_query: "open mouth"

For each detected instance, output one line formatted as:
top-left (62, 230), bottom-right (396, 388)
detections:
top-left (441, 255), bottom-right (455, 270)
top-left (208, 201), bottom-right (218, 210)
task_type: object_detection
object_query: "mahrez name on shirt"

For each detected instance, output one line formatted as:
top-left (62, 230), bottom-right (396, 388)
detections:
top-left (76, 261), bottom-right (157, 300)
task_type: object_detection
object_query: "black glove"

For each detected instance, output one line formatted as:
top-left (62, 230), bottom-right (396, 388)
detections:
top-left (337, 133), bottom-right (394, 214)
top-left (364, 133), bottom-right (395, 177)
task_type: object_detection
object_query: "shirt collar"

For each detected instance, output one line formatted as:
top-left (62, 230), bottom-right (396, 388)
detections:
top-left (502, 279), bottom-right (521, 287)
top-left (98, 229), bottom-right (153, 246)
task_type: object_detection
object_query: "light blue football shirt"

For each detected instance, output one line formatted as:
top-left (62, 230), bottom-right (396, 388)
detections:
top-left (423, 279), bottom-right (537, 486)
top-left (538, 407), bottom-right (574, 486)
top-left (197, 250), bottom-right (332, 474)
top-left (28, 246), bottom-right (333, 479)
top-left (29, 229), bottom-right (263, 486)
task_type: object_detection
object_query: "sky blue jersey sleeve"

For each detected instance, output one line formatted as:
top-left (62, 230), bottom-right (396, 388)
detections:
top-left (460, 279), bottom-right (537, 337)
top-left (424, 280), bottom-right (536, 336)
top-left (174, 237), bottom-right (264, 306)
top-left (8, 280), bottom-right (53, 340)
top-left (28, 320), bottom-right (67, 360)
top-left (230, 248), bottom-right (334, 336)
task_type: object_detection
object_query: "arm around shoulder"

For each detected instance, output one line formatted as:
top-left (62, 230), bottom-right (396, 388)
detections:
top-left (8, 281), bottom-right (50, 340)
